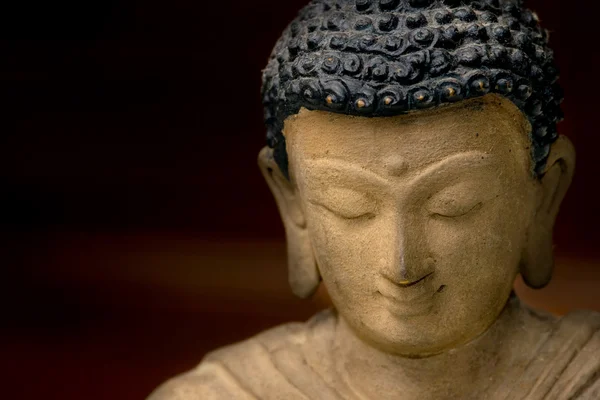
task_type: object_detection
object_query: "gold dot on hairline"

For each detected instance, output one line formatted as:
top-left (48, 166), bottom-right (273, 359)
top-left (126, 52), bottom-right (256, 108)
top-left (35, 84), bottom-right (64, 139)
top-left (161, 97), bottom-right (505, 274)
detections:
top-left (447, 87), bottom-right (456, 97)
top-left (496, 81), bottom-right (513, 91)
top-left (384, 96), bottom-right (393, 105)
top-left (356, 99), bottom-right (367, 108)
top-left (326, 95), bottom-right (334, 104)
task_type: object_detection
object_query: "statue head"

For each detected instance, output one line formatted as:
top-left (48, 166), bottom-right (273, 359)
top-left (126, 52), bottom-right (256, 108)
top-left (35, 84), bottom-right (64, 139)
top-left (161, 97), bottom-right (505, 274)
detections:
top-left (258, 0), bottom-right (575, 356)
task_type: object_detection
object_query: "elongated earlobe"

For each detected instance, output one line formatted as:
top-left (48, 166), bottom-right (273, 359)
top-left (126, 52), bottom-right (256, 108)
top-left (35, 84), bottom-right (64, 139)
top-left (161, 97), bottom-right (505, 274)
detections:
top-left (520, 225), bottom-right (555, 289)
top-left (258, 147), bottom-right (321, 298)
top-left (521, 136), bottom-right (575, 289)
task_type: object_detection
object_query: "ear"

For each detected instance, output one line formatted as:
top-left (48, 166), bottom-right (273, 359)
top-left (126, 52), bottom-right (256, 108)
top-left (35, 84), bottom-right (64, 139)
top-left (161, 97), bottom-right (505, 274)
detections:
top-left (521, 136), bottom-right (576, 289)
top-left (258, 147), bottom-right (321, 298)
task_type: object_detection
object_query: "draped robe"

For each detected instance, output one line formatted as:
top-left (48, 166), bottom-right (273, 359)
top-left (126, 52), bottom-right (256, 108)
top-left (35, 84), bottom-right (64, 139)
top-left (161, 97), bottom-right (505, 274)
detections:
top-left (149, 307), bottom-right (600, 400)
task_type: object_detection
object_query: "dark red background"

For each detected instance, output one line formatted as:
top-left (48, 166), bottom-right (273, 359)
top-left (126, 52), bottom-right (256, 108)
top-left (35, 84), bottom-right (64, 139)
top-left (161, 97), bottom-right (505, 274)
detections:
top-left (1, 1), bottom-right (599, 399)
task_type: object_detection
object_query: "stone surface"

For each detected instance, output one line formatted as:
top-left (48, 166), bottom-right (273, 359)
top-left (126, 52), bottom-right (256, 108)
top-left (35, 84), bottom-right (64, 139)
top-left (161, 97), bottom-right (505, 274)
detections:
top-left (149, 0), bottom-right (598, 396)
top-left (150, 300), bottom-right (600, 399)
top-left (149, 96), bottom-right (598, 399)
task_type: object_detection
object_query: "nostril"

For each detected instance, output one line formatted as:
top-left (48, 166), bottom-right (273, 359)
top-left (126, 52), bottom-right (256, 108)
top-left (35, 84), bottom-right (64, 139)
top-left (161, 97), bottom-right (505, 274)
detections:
top-left (437, 285), bottom-right (447, 293)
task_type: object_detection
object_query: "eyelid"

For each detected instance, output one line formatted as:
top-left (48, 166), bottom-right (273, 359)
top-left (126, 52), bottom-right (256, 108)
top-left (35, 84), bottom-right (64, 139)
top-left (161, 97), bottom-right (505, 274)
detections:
top-left (317, 204), bottom-right (376, 220)
top-left (306, 187), bottom-right (377, 219)
top-left (429, 201), bottom-right (483, 218)
top-left (426, 181), bottom-right (495, 217)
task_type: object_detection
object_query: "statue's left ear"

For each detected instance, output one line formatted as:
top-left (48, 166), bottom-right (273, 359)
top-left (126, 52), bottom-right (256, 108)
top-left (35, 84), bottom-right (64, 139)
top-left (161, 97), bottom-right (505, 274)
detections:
top-left (521, 135), bottom-right (576, 289)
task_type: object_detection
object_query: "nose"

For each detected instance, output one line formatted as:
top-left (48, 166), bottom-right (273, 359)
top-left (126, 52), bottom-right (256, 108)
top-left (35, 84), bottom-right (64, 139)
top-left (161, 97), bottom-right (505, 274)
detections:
top-left (381, 216), bottom-right (435, 284)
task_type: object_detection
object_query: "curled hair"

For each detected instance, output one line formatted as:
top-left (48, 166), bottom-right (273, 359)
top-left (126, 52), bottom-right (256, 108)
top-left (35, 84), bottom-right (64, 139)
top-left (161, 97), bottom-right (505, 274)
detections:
top-left (262, 0), bottom-right (563, 179)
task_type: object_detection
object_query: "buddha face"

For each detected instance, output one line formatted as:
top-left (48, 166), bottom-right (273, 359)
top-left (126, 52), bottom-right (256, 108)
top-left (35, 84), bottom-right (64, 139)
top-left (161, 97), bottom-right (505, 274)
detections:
top-left (280, 95), bottom-right (542, 355)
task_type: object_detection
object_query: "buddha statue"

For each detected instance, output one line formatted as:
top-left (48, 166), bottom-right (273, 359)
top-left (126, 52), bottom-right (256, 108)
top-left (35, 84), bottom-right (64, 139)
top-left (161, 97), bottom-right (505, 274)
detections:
top-left (149, 0), bottom-right (600, 399)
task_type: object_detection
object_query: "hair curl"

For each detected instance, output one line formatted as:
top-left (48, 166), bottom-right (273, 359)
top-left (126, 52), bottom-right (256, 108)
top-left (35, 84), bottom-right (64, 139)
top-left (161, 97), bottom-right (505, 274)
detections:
top-left (261, 0), bottom-right (563, 179)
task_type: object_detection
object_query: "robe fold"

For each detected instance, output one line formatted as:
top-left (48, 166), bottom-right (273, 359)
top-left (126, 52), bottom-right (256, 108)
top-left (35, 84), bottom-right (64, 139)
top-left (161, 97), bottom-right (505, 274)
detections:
top-left (149, 308), bottom-right (600, 400)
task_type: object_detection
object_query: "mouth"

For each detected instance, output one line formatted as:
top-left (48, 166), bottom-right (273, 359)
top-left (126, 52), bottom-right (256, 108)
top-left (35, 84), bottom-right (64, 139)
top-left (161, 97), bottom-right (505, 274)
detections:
top-left (376, 273), bottom-right (439, 316)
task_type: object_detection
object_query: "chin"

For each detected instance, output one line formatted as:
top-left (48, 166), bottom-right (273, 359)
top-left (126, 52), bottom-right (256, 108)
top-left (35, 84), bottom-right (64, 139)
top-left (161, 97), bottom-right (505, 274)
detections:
top-left (354, 310), bottom-right (477, 357)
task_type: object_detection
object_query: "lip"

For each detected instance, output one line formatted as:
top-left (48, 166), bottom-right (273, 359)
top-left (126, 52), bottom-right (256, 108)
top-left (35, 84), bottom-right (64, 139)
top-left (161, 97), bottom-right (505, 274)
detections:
top-left (377, 273), bottom-right (437, 316)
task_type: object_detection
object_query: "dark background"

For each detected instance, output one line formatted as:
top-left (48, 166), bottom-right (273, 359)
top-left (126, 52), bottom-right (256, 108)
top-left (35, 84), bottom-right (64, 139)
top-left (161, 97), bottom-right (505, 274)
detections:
top-left (1, 1), bottom-right (599, 399)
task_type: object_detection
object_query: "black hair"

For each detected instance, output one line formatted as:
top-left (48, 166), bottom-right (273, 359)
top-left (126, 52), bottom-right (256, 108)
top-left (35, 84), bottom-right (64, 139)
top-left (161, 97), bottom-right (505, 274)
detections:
top-left (261, 0), bottom-right (563, 179)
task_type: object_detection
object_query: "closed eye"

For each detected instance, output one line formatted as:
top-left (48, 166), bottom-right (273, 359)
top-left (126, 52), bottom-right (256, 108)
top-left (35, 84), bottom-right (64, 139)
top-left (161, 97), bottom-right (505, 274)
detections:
top-left (430, 201), bottom-right (483, 218)
top-left (316, 203), bottom-right (377, 220)
top-left (425, 179), bottom-right (493, 219)
top-left (307, 187), bottom-right (377, 220)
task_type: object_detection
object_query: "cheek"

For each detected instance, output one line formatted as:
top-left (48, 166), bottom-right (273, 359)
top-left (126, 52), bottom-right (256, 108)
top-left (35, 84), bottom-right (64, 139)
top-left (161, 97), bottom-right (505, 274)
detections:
top-left (305, 207), bottom-right (385, 300)
top-left (427, 200), bottom-right (528, 290)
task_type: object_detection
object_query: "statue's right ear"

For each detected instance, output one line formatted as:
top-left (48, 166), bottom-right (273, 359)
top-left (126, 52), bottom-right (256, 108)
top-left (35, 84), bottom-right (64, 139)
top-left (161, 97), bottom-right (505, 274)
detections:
top-left (258, 147), bottom-right (321, 299)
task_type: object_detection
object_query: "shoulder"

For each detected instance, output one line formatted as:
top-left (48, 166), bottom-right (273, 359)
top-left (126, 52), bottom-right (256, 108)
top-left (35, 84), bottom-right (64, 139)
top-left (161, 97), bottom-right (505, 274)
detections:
top-left (545, 309), bottom-right (600, 399)
top-left (148, 310), bottom-right (338, 400)
top-left (147, 362), bottom-right (257, 400)
top-left (512, 308), bottom-right (600, 400)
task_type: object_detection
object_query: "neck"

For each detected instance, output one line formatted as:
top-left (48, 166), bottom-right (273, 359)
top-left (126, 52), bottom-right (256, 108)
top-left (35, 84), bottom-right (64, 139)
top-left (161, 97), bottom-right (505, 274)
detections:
top-left (333, 295), bottom-right (533, 400)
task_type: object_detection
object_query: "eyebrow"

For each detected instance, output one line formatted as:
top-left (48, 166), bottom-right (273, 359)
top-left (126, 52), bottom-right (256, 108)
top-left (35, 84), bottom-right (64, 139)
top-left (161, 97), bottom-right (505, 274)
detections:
top-left (410, 151), bottom-right (495, 183)
top-left (304, 151), bottom-right (494, 185)
top-left (303, 158), bottom-right (390, 187)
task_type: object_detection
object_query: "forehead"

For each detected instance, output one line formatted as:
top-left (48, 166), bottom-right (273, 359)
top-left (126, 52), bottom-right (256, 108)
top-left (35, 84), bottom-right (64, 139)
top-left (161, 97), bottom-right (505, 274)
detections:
top-left (283, 95), bottom-right (532, 179)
